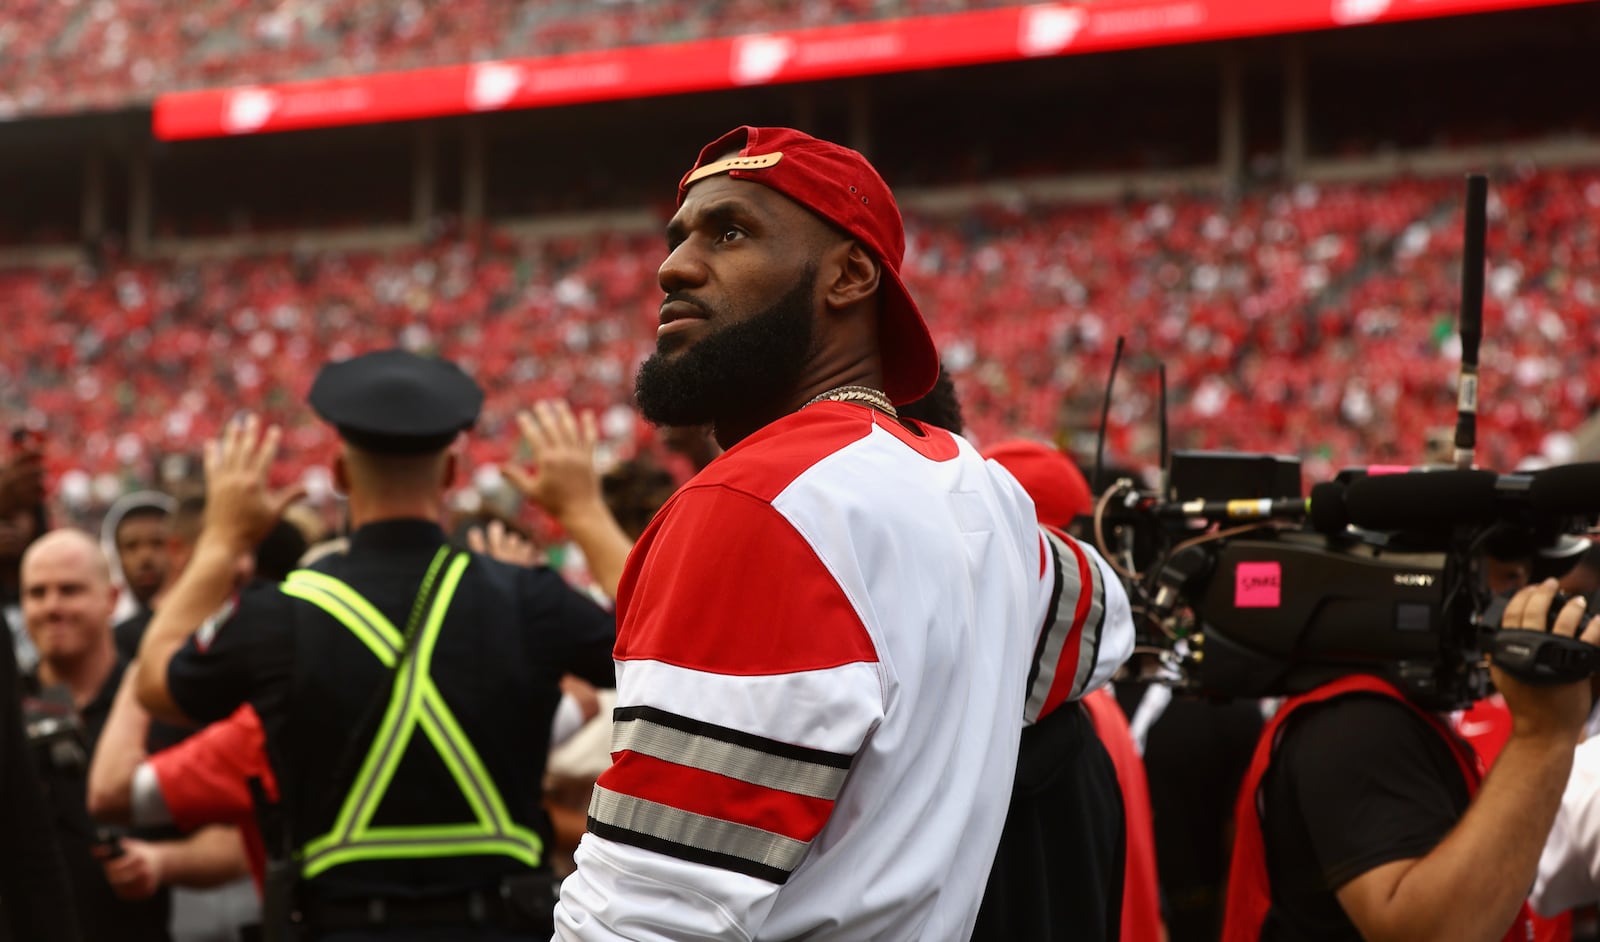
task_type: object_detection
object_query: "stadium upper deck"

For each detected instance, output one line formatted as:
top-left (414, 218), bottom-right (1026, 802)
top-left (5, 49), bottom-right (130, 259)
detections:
top-left (0, 0), bottom-right (1584, 124)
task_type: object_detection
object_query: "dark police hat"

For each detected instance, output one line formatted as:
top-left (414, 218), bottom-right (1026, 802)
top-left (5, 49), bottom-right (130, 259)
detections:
top-left (309, 349), bottom-right (484, 454)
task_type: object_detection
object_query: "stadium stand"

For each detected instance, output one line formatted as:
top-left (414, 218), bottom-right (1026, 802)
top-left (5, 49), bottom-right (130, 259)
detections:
top-left (6, 164), bottom-right (1598, 517)
top-left (0, 0), bottom-right (1028, 118)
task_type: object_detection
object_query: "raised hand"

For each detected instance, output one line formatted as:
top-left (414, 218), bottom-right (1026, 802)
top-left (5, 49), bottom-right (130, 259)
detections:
top-left (0, 434), bottom-right (45, 516)
top-left (502, 400), bottom-right (605, 524)
top-left (467, 518), bottom-right (539, 568)
top-left (202, 414), bottom-right (307, 551)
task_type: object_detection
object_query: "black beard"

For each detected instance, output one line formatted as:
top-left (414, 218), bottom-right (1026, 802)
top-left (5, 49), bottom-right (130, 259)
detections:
top-left (634, 264), bottom-right (817, 429)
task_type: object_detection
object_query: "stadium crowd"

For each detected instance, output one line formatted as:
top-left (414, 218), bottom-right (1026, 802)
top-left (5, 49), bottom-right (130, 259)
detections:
top-left (0, 0), bottom-right (1028, 117)
top-left (4, 164), bottom-right (1598, 525)
top-left (3, 0), bottom-right (1600, 931)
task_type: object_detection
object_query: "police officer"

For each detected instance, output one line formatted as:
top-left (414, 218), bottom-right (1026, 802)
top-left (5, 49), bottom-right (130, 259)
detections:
top-left (134, 350), bottom-right (617, 939)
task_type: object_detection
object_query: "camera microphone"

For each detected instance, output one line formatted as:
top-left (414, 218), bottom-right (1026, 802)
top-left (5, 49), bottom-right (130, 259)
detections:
top-left (1529, 462), bottom-right (1600, 517)
top-left (1342, 469), bottom-right (1505, 531)
top-left (1307, 482), bottom-right (1349, 534)
top-left (1337, 464), bottom-right (1600, 534)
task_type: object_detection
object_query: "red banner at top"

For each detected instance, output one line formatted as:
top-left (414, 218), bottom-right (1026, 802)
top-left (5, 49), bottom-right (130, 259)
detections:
top-left (153, 0), bottom-right (1578, 140)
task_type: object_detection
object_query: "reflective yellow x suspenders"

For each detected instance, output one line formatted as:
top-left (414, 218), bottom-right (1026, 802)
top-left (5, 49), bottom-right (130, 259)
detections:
top-left (279, 548), bottom-right (543, 878)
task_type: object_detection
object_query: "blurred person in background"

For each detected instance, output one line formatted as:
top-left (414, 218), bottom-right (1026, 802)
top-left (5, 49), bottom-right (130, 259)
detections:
top-left (901, 370), bottom-right (1164, 942)
top-left (102, 492), bottom-right (175, 626)
top-left (3, 428), bottom-right (50, 674)
top-left (978, 437), bottom-right (1165, 942)
top-left (657, 424), bottom-right (721, 477)
top-left (0, 572), bottom-right (82, 942)
top-left (93, 498), bottom-right (310, 942)
top-left (115, 497), bottom-right (210, 662)
top-left (22, 529), bottom-right (248, 942)
top-left (596, 457), bottom-right (677, 543)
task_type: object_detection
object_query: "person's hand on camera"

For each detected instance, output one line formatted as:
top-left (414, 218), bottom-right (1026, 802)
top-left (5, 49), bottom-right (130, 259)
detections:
top-left (502, 400), bottom-right (605, 525)
top-left (202, 414), bottom-right (305, 553)
top-left (97, 838), bottom-right (163, 900)
top-left (1494, 578), bottom-right (1600, 744)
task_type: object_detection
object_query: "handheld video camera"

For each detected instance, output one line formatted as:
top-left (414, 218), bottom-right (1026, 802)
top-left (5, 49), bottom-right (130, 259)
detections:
top-left (22, 685), bottom-right (90, 775)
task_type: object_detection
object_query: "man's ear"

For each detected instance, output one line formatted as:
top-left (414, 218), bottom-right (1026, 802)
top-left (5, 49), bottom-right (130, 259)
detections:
top-left (332, 454), bottom-right (350, 497)
top-left (823, 242), bottom-right (882, 311)
top-left (441, 451), bottom-right (459, 490)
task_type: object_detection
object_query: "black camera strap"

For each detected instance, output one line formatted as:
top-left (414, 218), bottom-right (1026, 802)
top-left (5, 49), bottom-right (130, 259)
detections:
top-left (1492, 629), bottom-right (1600, 686)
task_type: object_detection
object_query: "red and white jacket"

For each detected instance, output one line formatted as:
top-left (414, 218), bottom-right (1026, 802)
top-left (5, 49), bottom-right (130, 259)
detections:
top-left (554, 403), bottom-right (1133, 940)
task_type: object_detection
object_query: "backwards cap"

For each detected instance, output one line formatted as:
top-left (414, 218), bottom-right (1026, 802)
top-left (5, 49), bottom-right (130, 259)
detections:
top-left (678, 126), bottom-right (939, 405)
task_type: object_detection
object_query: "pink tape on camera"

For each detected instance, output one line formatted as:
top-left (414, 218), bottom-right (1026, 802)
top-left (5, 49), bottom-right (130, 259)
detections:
top-left (1236, 562), bottom-right (1282, 608)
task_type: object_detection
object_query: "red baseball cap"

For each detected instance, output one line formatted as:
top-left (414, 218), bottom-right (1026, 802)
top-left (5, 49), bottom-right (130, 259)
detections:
top-left (677, 126), bottom-right (939, 405)
top-left (982, 440), bottom-right (1094, 529)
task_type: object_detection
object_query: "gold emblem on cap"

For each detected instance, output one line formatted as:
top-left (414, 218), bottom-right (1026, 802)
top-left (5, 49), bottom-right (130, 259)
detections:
top-left (685, 151), bottom-right (783, 186)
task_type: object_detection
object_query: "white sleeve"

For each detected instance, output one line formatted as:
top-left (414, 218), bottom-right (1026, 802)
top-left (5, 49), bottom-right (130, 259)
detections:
top-left (1021, 528), bottom-right (1135, 725)
top-left (1531, 737), bottom-right (1600, 916)
top-left (129, 762), bottom-right (174, 829)
top-left (548, 693), bottom-right (585, 749)
top-left (554, 832), bottom-right (783, 941)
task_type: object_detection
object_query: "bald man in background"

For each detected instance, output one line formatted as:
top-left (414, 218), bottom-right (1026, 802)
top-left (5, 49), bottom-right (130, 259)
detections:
top-left (21, 531), bottom-right (245, 942)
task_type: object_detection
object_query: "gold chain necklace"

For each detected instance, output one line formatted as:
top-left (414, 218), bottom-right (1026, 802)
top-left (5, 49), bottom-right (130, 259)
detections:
top-left (804, 384), bottom-right (898, 418)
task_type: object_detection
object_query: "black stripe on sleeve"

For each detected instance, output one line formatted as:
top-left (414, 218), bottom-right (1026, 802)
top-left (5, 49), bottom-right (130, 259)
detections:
top-left (1082, 545), bottom-right (1110, 693)
top-left (611, 705), bottom-right (854, 770)
top-left (586, 818), bottom-right (792, 885)
top-left (1027, 531), bottom-right (1068, 697)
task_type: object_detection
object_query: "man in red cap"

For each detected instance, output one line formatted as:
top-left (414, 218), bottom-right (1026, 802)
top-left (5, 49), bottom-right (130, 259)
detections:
top-left (553, 127), bottom-right (1134, 940)
top-left (981, 438), bottom-right (1165, 942)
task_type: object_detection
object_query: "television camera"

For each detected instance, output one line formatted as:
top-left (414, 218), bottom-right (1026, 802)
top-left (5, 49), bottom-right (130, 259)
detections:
top-left (1095, 176), bottom-right (1600, 711)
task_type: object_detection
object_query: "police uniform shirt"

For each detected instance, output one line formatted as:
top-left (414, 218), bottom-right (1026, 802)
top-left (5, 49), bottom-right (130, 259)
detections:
top-left (165, 518), bottom-right (616, 899)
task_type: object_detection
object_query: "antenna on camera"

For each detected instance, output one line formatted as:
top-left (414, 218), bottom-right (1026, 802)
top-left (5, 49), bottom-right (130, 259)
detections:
top-left (1454, 173), bottom-right (1487, 470)
top-left (1159, 363), bottom-right (1170, 500)
top-left (1094, 336), bottom-right (1125, 494)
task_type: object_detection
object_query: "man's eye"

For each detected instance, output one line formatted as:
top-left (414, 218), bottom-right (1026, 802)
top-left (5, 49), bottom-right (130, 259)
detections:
top-left (718, 228), bottom-right (744, 243)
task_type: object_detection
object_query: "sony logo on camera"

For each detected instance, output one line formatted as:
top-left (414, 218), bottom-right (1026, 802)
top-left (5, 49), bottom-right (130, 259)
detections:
top-left (1393, 573), bottom-right (1436, 588)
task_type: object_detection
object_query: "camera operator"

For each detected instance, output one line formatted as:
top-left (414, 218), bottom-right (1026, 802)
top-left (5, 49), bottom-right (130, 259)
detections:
top-left (0, 581), bottom-right (81, 941)
top-left (22, 529), bottom-right (250, 942)
top-left (1222, 578), bottom-right (1600, 942)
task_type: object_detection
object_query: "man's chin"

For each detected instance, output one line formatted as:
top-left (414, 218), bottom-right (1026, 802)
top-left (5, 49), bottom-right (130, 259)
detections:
top-left (655, 331), bottom-right (700, 358)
